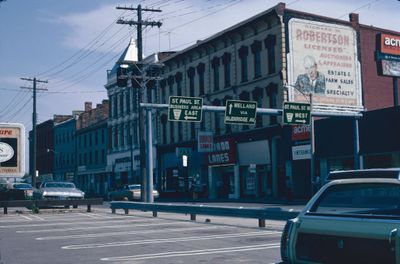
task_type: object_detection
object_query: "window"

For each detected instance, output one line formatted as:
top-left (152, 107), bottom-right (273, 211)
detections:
top-left (187, 67), bottom-right (195, 97)
top-left (175, 72), bottom-right (183, 96)
top-left (213, 99), bottom-right (221, 135)
top-left (222, 53), bottom-right (231, 88)
top-left (265, 34), bottom-right (276, 74)
top-left (212, 57), bottom-right (220, 91)
top-left (126, 89), bottom-right (130, 113)
top-left (95, 150), bottom-right (98, 164)
top-left (170, 122), bottom-right (175, 143)
top-left (168, 75), bottom-right (174, 96)
top-left (161, 114), bottom-right (167, 144)
top-left (239, 46), bottom-right (249, 83)
top-left (252, 88), bottom-right (263, 128)
top-left (160, 79), bottom-right (167, 104)
top-left (251, 41), bottom-right (262, 79)
top-left (119, 93), bottom-right (124, 116)
top-left (197, 63), bottom-right (205, 95)
top-left (267, 84), bottom-right (278, 125)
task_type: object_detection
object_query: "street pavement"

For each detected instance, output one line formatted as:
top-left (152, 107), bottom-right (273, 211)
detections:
top-left (0, 204), bottom-right (287, 264)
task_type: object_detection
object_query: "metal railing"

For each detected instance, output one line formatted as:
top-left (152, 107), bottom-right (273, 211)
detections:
top-left (0, 198), bottom-right (103, 214)
top-left (110, 201), bottom-right (299, 227)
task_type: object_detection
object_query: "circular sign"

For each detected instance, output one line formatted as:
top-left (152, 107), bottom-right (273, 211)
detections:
top-left (0, 142), bottom-right (14, 163)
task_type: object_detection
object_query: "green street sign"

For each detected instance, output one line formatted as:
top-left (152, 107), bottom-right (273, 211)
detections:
top-left (283, 102), bottom-right (311, 125)
top-left (168, 96), bottom-right (203, 122)
top-left (224, 100), bottom-right (257, 125)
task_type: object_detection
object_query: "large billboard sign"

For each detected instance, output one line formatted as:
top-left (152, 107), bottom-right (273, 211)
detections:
top-left (0, 123), bottom-right (25, 177)
top-left (377, 33), bottom-right (400, 77)
top-left (287, 18), bottom-right (362, 112)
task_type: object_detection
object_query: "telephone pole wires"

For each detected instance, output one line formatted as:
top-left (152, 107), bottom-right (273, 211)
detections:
top-left (116, 4), bottom-right (162, 202)
top-left (21, 77), bottom-right (48, 187)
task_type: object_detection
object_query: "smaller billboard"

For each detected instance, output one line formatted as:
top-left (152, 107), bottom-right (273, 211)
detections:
top-left (381, 60), bottom-right (400, 77)
top-left (197, 131), bottom-right (214, 152)
top-left (0, 123), bottom-right (25, 177)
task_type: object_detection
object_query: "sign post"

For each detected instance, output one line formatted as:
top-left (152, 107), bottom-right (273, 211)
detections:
top-left (224, 100), bottom-right (257, 125)
top-left (168, 96), bottom-right (203, 122)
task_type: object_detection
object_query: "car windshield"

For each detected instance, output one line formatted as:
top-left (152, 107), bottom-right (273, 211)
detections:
top-left (44, 182), bottom-right (75, 189)
top-left (128, 185), bottom-right (141, 190)
top-left (13, 183), bottom-right (32, 189)
top-left (309, 183), bottom-right (400, 218)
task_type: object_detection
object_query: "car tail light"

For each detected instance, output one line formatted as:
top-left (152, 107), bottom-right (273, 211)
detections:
top-left (280, 219), bottom-right (295, 263)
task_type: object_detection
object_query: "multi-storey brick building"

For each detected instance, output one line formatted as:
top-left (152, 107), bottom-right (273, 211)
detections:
top-left (75, 101), bottom-right (109, 197)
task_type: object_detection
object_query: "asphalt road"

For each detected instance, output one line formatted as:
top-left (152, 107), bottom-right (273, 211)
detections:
top-left (0, 205), bottom-right (284, 264)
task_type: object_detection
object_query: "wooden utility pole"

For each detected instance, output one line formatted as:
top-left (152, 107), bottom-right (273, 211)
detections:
top-left (21, 77), bottom-right (48, 187)
top-left (116, 4), bottom-right (162, 202)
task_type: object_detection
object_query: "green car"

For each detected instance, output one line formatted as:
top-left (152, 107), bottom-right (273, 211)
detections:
top-left (281, 168), bottom-right (400, 263)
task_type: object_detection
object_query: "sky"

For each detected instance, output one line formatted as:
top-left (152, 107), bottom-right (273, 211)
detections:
top-left (0, 0), bottom-right (398, 172)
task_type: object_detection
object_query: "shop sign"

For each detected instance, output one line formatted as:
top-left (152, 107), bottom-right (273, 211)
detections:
top-left (197, 131), bottom-right (214, 152)
top-left (380, 33), bottom-right (400, 56)
top-left (292, 144), bottom-right (311, 160)
top-left (206, 139), bottom-right (236, 166)
top-left (0, 123), bottom-right (25, 177)
top-left (287, 18), bottom-right (362, 110)
top-left (292, 124), bottom-right (311, 141)
top-left (377, 34), bottom-right (400, 77)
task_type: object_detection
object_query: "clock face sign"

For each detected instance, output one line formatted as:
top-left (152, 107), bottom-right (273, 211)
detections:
top-left (0, 142), bottom-right (14, 163)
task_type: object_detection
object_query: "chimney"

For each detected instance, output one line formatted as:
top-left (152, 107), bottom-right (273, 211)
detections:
top-left (84, 102), bottom-right (92, 112)
top-left (275, 2), bottom-right (286, 16)
top-left (349, 13), bottom-right (359, 28)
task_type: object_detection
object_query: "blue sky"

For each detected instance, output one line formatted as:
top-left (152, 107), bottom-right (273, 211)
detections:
top-left (0, 0), bottom-right (398, 172)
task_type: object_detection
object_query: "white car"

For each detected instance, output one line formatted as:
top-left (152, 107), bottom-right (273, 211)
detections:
top-left (33, 182), bottom-right (85, 200)
top-left (281, 168), bottom-right (400, 263)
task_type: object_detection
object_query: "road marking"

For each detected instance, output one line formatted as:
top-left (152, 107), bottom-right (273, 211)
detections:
top-left (36, 225), bottom-right (226, 241)
top-left (28, 214), bottom-right (44, 221)
top-left (17, 220), bottom-right (175, 233)
top-left (63, 231), bottom-right (281, 250)
top-left (0, 217), bottom-right (157, 228)
top-left (77, 213), bottom-right (103, 219)
top-left (19, 215), bottom-right (32, 220)
top-left (100, 243), bottom-right (281, 262)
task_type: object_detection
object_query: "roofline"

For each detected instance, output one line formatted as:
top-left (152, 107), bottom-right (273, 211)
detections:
top-left (160, 3), bottom-right (280, 63)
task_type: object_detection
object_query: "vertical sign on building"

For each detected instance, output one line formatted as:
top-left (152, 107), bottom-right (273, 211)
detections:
top-left (0, 123), bottom-right (25, 177)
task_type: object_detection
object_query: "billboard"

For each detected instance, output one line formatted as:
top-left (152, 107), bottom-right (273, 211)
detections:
top-left (287, 18), bottom-right (362, 111)
top-left (0, 123), bottom-right (25, 177)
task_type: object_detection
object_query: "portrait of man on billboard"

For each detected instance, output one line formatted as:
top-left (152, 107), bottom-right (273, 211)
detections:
top-left (294, 55), bottom-right (326, 94)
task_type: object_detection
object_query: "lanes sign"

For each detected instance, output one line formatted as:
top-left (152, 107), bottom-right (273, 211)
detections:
top-left (224, 100), bottom-right (257, 125)
top-left (168, 96), bottom-right (203, 122)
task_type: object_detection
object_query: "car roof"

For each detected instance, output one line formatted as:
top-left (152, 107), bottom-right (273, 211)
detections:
top-left (328, 168), bottom-right (400, 181)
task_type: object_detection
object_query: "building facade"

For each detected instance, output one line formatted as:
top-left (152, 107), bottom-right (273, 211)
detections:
top-left (76, 101), bottom-right (109, 197)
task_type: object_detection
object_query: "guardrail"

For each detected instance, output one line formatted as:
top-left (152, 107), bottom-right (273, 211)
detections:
top-left (0, 198), bottom-right (103, 214)
top-left (110, 201), bottom-right (299, 227)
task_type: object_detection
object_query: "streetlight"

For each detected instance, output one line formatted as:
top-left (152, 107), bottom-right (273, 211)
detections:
top-left (284, 84), bottom-right (315, 197)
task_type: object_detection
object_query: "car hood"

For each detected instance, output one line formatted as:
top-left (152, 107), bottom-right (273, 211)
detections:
top-left (41, 188), bottom-right (83, 196)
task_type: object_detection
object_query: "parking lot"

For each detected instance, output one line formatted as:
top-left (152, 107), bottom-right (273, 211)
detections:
top-left (0, 206), bottom-right (283, 264)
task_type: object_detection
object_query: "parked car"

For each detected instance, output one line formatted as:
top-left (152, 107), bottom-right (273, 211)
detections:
top-left (8, 182), bottom-right (34, 199)
top-left (33, 181), bottom-right (85, 200)
top-left (109, 184), bottom-right (159, 201)
top-left (280, 168), bottom-right (400, 263)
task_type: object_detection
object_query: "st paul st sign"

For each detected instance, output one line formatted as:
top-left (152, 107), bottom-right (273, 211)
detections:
top-left (168, 96), bottom-right (203, 122)
top-left (283, 102), bottom-right (311, 125)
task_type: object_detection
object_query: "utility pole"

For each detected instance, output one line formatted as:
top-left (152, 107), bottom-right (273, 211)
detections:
top-left (116, 4), bottom-right (162, 202)
top-left (21, 77), bottom-right (48, 188)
